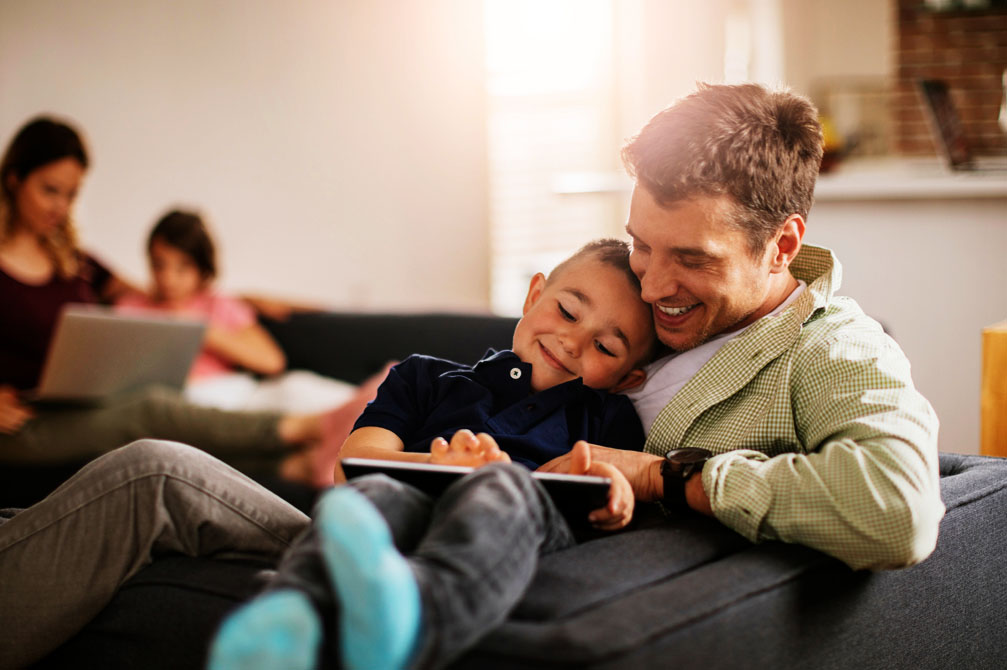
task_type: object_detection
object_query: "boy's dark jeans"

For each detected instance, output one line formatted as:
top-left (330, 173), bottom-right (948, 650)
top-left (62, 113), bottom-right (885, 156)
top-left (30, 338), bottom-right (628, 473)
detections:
top-left (270, 463), bottom-right (578, 670)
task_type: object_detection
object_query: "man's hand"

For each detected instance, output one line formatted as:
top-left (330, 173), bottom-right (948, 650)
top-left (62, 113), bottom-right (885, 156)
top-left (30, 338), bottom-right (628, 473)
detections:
top-left (567, 441), bottom-right (634, 530)
top-left (0, 386), bottom-right (33, 435)
top-left (430, 429), bottom-right (511, 468)
top-left (538, 442), bottom-right (664, 502)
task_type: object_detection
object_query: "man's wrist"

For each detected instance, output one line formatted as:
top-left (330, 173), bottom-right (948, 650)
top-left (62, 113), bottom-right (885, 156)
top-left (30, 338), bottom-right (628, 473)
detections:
top-left (684, 472), bottom-right (714, 516)
top-left (647, 458), bottom-right (665, 503)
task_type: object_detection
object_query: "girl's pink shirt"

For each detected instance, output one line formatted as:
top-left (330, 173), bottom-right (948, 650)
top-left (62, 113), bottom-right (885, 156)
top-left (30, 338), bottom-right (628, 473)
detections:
top-left (117, 291), bottom-right (256, 379)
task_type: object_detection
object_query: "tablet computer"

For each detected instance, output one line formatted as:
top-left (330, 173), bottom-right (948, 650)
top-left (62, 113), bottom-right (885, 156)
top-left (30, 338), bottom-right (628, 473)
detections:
top-left (340, 457), bottom-right (611, 527)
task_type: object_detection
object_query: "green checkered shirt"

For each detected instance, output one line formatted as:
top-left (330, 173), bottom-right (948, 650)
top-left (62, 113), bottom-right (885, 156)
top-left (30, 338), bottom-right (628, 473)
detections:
top-left (644, 245), bottom-right (945, 570)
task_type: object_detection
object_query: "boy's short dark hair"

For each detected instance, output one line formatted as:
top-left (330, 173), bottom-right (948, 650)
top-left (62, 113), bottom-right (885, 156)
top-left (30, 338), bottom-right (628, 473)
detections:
top-left (547, 238), bottom-right (641, 293)
top-left (621, 83), bottom-right (823, 256)
top-left (149, 209), bottom-right (217, 280)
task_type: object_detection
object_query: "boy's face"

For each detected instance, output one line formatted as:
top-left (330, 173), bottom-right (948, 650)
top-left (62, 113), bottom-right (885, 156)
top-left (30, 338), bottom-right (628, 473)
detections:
top-left (512, 257), bottom-right (654, 394)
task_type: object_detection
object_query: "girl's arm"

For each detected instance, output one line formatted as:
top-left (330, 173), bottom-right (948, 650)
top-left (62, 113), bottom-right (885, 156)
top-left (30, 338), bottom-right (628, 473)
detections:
top-left (202, 322), bottom-right (286, 376)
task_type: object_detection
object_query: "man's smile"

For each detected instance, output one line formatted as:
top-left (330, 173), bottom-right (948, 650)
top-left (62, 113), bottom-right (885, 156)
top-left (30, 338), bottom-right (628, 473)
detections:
top-left (656, 304), bottom-right (699, 317)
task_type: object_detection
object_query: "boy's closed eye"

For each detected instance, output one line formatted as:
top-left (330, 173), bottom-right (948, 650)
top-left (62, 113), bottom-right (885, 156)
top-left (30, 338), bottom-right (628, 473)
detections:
top-left (594, 341), bottom-right (616, 357)
top-left (557, 301), bottom-right (576, 322)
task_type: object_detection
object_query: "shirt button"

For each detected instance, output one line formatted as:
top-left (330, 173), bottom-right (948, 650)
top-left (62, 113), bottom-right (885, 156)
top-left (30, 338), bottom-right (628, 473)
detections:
top-left (510, 367), bottom-right (522, 380)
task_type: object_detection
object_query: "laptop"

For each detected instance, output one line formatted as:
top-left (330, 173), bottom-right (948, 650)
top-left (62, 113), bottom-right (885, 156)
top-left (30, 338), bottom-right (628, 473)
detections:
top-left (30, 304), bottom-right (206, 404)
top-left (916, 79), bottom-right (1007, 172)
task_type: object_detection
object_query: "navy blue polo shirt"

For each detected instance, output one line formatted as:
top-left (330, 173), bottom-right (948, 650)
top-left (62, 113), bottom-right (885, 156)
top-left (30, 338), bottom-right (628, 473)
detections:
top-left (352, 349), bottom-right (644, 469)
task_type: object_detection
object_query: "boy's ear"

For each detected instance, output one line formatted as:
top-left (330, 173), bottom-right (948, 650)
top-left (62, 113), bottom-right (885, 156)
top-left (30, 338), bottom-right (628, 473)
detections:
top-left (611, 368), bottom-right (646, 393)
top-left (522, 272), bottom-right (547, 315)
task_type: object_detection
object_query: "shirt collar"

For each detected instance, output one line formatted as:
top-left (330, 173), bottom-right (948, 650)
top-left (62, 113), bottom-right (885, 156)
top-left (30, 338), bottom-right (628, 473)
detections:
top-left (472, 348), bottom-right (611, 407)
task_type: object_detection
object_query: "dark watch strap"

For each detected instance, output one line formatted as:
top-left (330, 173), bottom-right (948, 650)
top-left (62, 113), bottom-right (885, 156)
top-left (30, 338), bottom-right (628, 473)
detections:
top-left (660, 459), bottom-right (689, 510)
top-left (661, 448), bottom-right (713, 511)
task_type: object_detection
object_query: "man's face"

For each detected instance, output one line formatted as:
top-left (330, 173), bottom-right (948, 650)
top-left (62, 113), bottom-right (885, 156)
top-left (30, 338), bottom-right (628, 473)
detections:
top-left (625, 187), bottom-right (777, 352)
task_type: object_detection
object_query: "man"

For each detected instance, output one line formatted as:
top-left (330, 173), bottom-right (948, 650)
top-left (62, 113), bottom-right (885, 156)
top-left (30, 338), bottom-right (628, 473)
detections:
top-left (542, 82), bottom-right (944, 571)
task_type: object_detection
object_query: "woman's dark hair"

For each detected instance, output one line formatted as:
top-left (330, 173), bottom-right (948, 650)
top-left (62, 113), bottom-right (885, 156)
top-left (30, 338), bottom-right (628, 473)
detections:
top-left (0, 116), bottom-right (90, 277)
top-left (148, 209), bottom-right (217, 280)
top-left (1, 116), bottom-right (89, 187)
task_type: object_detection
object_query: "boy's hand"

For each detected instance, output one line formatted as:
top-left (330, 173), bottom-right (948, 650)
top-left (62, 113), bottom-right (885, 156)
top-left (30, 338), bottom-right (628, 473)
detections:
top-left (567, 441), bottom-right (634, 531)
top-left (0, 386), bottom-right (33, 435)
top-left (430, 429), bottom-right (511, 468)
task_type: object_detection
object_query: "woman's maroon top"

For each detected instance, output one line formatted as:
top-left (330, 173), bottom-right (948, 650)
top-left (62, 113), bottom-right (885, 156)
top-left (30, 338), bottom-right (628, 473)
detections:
top-left (0, 254), bottom-right (111, 390)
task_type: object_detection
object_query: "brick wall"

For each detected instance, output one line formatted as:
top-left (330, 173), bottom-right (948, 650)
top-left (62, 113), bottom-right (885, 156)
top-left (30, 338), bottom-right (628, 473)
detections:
top-left (894, 0), bottom-right (1007, 156)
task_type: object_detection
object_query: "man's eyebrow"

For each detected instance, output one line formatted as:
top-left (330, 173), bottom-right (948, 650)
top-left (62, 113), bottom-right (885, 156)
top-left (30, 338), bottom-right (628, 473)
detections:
top-left (624, 225), bottom-right (719, 261)
top-left (676, 247), bottom-right (719, 260)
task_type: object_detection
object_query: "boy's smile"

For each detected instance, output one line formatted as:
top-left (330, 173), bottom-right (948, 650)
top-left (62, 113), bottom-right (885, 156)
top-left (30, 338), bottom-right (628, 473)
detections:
top-left (511, 257), bottom-right (654, 394)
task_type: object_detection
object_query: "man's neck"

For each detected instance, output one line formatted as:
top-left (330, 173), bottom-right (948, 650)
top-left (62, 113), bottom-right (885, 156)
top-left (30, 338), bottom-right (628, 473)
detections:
top-left (727, 270), bottom-right (799, 335)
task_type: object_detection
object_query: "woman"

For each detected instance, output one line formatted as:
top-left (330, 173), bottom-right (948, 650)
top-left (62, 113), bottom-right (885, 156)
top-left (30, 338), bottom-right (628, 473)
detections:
top-left (0, 116), bottom-right (331, 474)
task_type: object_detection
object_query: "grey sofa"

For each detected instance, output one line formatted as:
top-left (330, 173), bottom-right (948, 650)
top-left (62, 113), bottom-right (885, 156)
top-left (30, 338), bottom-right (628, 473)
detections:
top-left (32, 311), bottom-right (1007, 669)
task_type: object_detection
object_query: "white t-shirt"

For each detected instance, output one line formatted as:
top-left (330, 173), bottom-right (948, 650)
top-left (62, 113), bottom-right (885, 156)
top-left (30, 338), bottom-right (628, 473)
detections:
top-left (626, 281), bottom-right (807, 434)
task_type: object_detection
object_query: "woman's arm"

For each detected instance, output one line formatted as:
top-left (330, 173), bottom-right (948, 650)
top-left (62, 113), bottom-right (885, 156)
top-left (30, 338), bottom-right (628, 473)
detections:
top-left (202, 323), bottom-right (286, 376)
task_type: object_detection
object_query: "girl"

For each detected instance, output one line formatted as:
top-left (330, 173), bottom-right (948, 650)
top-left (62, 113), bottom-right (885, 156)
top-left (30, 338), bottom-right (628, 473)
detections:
top-left (120, 209), bottom-right (372, 416)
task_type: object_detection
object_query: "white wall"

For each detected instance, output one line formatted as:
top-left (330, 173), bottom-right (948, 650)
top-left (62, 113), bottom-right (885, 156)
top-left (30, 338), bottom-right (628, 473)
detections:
top-left (0, 0), bottom-right (490, 311)
top-left (781, 0), bottom-right (893, 96)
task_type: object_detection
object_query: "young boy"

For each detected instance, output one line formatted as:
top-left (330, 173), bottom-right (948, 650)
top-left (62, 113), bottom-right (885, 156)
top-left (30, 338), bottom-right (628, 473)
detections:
top-left (209, 238), bottom-right (658, 670)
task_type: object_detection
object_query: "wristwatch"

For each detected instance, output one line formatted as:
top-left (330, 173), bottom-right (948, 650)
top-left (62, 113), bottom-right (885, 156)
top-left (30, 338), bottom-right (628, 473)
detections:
top-left (660, 447), bottom-right (713, 511)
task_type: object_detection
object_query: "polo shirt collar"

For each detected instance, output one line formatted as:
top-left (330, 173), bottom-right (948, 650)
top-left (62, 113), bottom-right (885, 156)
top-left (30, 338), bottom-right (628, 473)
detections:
top-left (472, 349), bottom-right (611, 408)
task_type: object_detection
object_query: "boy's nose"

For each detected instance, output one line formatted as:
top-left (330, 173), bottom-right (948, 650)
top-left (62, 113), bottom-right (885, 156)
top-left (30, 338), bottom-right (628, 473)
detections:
top-left (558, 331), bottom-right (583, 357)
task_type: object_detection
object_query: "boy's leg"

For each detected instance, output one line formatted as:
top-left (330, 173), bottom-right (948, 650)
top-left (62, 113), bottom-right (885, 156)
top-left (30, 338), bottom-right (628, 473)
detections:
top-left (208, 474), bottom-right (435, 670)
top-left (211, 465), bottom-right (574, 670)
top-left (0, 439), bottom-right (308, 669)
top-left (406, 462), bottom-right (576, 669)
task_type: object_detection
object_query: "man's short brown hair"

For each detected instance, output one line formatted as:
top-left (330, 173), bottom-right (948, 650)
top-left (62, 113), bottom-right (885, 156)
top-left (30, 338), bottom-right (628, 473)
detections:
top-left (621, 83), bottom-right (823, 255)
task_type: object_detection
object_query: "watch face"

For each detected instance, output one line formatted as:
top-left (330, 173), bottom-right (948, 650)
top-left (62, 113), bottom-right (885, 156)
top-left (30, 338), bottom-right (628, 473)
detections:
top-left (665, 447), bottom-right (713, 463)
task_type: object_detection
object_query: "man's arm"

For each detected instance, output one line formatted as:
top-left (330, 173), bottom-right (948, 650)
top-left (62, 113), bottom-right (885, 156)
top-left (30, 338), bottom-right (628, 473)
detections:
top-left (702, 330), bottom-right (944, 571)
top-left (540, 330), bottom-right (944, 571)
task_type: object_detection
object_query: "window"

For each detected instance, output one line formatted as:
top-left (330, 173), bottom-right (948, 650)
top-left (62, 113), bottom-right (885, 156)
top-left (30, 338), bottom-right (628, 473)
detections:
top-left (484, 0), bottom-right (624, 315)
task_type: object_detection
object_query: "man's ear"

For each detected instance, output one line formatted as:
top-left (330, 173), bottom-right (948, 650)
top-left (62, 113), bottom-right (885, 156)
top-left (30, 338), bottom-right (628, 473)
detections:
top-left (611, 368), bottom-right (646, 393)
top-left (522, 272), bottom-right (547, 315)
top-left (769, 214), bottom-right (805, 273)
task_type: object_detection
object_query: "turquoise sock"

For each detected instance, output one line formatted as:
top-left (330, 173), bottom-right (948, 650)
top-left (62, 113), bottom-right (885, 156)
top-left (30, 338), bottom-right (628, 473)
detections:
top-left (207, 589), bottom-right (321, 670)
top-left (316, 486), bottom-right (422, 670)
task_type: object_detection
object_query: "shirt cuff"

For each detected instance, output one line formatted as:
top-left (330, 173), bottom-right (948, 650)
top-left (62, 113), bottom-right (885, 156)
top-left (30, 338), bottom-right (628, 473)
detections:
top-left (703, 451), bottom-right (773, 542)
